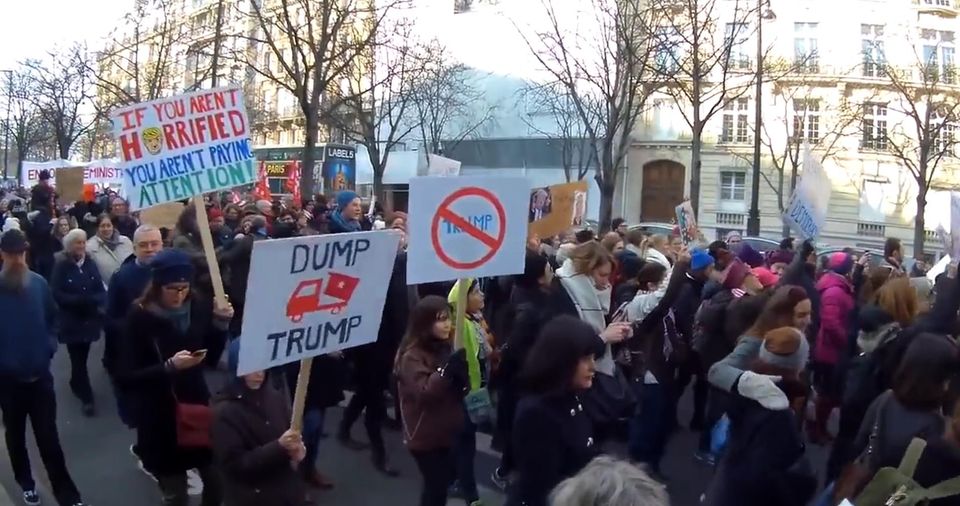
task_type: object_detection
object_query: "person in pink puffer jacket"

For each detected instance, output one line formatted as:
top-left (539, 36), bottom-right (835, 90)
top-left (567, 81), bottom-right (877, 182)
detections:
top-left (810, 252), bottom-right (856, 444)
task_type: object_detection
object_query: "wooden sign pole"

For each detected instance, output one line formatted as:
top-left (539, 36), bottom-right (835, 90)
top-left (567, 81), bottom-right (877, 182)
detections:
top-left (289, 357), bottom-right (314, 431)
top-left (453, 278), bottom-right (469, 350)
top-left (192, 195), bottom-right (228, 310)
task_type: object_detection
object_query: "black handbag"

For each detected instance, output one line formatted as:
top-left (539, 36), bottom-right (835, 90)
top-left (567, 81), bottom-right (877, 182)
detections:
top-left (581, 367), bottom-right (636, 426)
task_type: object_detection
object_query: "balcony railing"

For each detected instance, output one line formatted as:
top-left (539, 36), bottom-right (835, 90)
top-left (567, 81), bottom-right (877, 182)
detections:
top-left (858, 222), bottom-right (886, 237)
top-left (716, 212), bottom-right (745, 226)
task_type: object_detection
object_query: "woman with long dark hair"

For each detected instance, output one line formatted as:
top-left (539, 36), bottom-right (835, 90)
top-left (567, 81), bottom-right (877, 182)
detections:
top-left (117, 249), bottom-right (233, 506)
top-left (506, 315), bottom-right (603, 506)
top-left (395, 295), bottom-right (468, 506)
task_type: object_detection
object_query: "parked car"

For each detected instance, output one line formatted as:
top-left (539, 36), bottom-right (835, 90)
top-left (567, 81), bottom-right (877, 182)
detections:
top-left (627, 222), bottom-right (676, 237)
top-left (741, 236), bottom-right (781, 253)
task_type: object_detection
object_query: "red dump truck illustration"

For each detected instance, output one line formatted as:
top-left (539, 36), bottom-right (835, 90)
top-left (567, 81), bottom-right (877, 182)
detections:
top-left (286, 272), bottom-right (360, 323)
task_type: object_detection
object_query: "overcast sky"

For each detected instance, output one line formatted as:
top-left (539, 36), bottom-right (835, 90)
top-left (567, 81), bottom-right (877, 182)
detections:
top-left (1, 0), bottom-right (129, 70)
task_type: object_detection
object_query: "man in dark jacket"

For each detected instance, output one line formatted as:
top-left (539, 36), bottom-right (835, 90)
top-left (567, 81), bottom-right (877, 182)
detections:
top-left (105, 224), bottom-right (162, 430)
top-left (0, 229), bottom-right (88, 506)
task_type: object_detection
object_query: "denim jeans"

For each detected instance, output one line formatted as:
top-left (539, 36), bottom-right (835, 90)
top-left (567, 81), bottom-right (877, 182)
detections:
top-left (628, 381), bottom-right (672, 472)
top-left (301, 408), bottom-right (326, 473)
top-left (453, 407), bottom-right (479, 503)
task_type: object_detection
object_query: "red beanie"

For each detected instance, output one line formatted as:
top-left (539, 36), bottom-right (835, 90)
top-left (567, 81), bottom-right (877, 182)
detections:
top-left (208, 207), bottom-right (223, 220)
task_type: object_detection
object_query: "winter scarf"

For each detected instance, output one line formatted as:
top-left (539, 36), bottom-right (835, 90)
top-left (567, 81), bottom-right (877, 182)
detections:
top-left (329, 210), bottom-right (361, 233)
top-left (556, 259), bottom-right (614, 375)
top-left (154, 301), bottom-right (192, 335)
top-left (99, 230), bottom-right (122, 251)
top-left (448, 279), bottom-right (483, 391)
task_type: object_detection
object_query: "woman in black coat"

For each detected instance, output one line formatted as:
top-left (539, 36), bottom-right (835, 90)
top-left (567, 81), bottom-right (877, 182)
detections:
top-left (117, 249), bottom-right (233, 506)
top-left (506, 316), bottom-right (603, 506)
top-left (214, 341), bottom-right (308, 506)
top-left (50, 228), bottom-right (105, 416)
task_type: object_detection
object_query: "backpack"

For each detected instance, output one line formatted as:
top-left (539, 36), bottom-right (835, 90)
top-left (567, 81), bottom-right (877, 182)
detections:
top-left (842, 326), bottom-right (900, 413)
top-left (691, 289), bottom-right (740, 354)
top-left (854, 438), bottom-right (960, 506)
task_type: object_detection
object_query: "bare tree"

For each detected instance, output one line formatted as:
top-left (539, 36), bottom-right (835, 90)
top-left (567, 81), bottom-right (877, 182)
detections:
top-left (518, 82), bottom-right (596, 182)
top-left (856, 46), bottom-right (960, 256)
top-left (731, 82), bottom-right (860, 236)
top-left (234, 0), bottom-right (404, 196)
top-left (3, 70), bottom-right (55, 175)
top-left (652, 0), bottom-right (765, 215)
top-left (410, 42), bottom-right (495, 156)
top-left (21, 45), bottom-right (97, 160)
top-left (327, 19), bottom-right (423, 202)
top-left (518, 0), bottom-right (662, 230)
top-left (88, 0), bottom-right (185, 109)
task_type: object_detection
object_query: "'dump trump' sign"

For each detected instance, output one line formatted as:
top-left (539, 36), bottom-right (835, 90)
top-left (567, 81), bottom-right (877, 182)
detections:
top-left (110, 86), bottom-right (257, 210)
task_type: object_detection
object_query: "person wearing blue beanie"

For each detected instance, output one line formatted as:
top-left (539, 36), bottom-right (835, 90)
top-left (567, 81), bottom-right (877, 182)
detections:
top-left (689, 248), bottom-right (714, 272)
top-left (329, 190), bottom-right (362, 233)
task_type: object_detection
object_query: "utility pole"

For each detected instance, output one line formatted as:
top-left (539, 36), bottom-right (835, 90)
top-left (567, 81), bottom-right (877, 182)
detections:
top-left (747, 2), bottom-right (776, 236)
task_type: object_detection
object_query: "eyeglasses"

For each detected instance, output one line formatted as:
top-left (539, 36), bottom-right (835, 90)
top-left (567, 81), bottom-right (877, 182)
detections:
top-left (163, 285), bottom-right (191, 294)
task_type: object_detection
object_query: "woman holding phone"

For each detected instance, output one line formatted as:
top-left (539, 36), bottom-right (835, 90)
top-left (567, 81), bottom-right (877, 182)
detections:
top-left (117, 249), bottom-right (234, 506)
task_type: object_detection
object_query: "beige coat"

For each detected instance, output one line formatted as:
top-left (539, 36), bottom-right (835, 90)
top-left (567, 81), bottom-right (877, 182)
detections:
top-left (86, 235), bottom-right (134, 284)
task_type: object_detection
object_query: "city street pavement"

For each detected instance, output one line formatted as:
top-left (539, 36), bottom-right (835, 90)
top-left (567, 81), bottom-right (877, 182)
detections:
top-left (0, 339), bottom-right (830, 505)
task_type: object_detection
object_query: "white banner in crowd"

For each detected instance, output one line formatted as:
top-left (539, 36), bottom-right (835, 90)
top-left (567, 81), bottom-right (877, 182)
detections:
top-left (783, 145), bottom-right (831, 239)
top-left (236, 230), bottom-right (400, 376)
top-left (20, 159), bottom-right (124, 189)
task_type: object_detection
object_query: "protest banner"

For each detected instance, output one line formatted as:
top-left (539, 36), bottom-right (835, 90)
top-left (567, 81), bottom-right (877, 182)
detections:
top-left (783, 145), bottom-right (831, 239)
top-left (112, 86), bottom-right (257, 313)
top-left (236, 231), bottom-right (400, 426)
top-left (54, 167), bottom-right (85, 203)
top-left (21, 159), bottom-right (123, 189)
top-left (675, 200), bottom-right (699, 245)
top-left (407, 176), bottom-right (528, 285)
top-left (111, 86), bottom-right (257, 211)
top-left (528, 180), bottom-right (589, 238)
top-left (139, 202), bottom-right (185, 229)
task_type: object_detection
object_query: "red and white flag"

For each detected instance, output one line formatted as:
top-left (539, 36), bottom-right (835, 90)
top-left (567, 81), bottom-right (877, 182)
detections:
top-left (286, 161), bottom-right (302, 207)
top-left (253, 161), bottom-right (272, 201)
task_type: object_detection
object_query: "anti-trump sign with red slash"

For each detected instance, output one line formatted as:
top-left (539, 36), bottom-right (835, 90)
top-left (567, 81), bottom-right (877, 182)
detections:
top-left (236, 230), bottom-right (400, 376)
top-left (407, 176), bottom-right (528, 284)
top-left (110, 86), bottom-right (257, 211)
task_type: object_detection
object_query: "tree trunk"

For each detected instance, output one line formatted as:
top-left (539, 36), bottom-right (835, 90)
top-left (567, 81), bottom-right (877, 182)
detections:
top-left (371, 146), bottom-right (386, 205)
top-left (914, 186), bottom-right (927, 258)
top-left (689, 127), bottom-right (703, 216)
top-left (597, 149), bottom-right (616, 232)
top-left (301, 114), bottom-right (318, 198)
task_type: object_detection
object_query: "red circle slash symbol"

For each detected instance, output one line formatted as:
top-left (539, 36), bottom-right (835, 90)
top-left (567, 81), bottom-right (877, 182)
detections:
top-left (430, 187), bottom-right (507, 270)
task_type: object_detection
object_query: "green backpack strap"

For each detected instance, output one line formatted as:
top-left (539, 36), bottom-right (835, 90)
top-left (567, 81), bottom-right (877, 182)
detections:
top-left (924, 475), bottom-right (960, 500)
top-left (898, 438), bottom-right (927, 477)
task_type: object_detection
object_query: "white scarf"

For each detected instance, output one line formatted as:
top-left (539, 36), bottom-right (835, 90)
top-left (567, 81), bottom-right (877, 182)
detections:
top-left (556, 259), bottom-right (615, 375)
top-left (644, 248), bottom-right (671, 269)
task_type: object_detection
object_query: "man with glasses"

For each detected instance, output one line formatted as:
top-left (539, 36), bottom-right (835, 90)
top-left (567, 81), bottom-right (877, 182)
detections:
top-left (105, 225), bottom-right (164, 472)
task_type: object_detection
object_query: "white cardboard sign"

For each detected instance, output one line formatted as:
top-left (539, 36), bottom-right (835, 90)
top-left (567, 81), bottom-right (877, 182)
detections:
top-left (783, 144), bottom-right (831, 239)
top-left (407, 176), bottom-right (528, 284)
top-left (236, 230), bottom-right (400, 375)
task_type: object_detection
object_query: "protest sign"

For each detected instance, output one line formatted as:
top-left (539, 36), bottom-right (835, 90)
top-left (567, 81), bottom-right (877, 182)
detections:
top-left (54, 167), bottom-right (85, 203)
top-left (950, 192), bottom-right (960, 261)
top-left (139, 202), bottom-right (185, 229)
top-left (675, 200), bottom-right (699, 245)
top-left (110, 86), bottom-right (257, 211)
top-left (21, 159), bottom-right (123, 189)
top-left (783, 145), bottom-right (831, 239)
top-left (528, 180), bottom-right (589, 238)
top-left (236, 230), bottom-right (400, 376)
top-left (407, 176), bottom-right (528, 284)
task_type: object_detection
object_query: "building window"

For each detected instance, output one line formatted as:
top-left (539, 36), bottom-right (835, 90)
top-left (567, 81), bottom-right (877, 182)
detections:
top-left (861, 24), bottom-right (886, 77)
top-left (794, 22), bottom-right (819, 73)
top-left (923, 0), bottom-right (951, 6)
top-left (724, 22), bottom-right (751, 70)
top-left (721, 98), bottom-right (750, 144)
top-left (654, 26), bottom-right (682, 73)
top-left (862, 103), bottom-right (888, 151)
top-left (454, 0), bottom-right (472, 13)
top-left (720, 171), bottom-right (746, 201)
top-left (792, 99), bottom-right (821, 143)
top-left (935, 114), bottom-right (958, 157)
top-left (922, 29), bottom-right (955, 84)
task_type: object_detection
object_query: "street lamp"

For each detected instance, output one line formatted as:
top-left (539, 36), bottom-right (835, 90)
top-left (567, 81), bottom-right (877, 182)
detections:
top-left (746, 2), bottom-right (777, 237)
